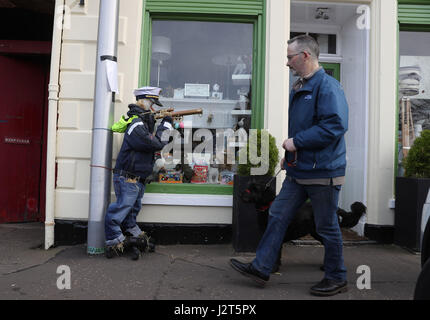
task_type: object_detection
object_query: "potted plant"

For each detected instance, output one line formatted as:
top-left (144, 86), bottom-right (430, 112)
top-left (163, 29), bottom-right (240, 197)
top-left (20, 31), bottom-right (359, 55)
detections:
top-left (232, 129), bottom-right (279, 252)
top-left (395, 130), bottom-right (430, 252)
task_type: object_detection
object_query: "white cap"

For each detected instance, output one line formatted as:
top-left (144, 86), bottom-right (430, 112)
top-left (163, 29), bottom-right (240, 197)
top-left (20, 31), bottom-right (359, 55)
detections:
top-left (133, 86), bottom-right (163, 106)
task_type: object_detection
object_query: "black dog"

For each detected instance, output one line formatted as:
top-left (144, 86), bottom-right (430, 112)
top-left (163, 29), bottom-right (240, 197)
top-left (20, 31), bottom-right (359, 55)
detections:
top-left (241, 181), bottom-right (366, 272)
top-left (336, 202), bottom-right (367, 228)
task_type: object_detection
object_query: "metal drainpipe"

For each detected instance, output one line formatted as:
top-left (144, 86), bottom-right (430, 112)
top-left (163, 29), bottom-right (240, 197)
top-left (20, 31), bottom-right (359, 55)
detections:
top-left (45, 0), bottom-right (65, 250)
top-left (87, 0), bottom-right (120, 255)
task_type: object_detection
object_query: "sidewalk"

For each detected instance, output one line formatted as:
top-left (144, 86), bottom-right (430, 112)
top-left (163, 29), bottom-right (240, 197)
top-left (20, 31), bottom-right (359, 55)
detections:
top-left (0, 222), bottom-right (422, 300)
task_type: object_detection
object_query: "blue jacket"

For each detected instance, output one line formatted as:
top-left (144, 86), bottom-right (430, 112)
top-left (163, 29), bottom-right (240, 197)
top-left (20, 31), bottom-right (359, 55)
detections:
top-left (114, 104), bottom-right (171, 179)
top-left (285, 68), bottom-right (349, 179)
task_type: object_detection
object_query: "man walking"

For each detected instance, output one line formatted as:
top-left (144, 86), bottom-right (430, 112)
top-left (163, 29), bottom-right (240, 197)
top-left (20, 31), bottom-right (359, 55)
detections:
top-left (230, 35), bottom-right (349, 296)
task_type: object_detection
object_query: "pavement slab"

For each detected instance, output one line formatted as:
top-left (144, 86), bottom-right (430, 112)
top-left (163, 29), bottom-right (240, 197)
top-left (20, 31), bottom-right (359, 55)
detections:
top-left (0, 223), bottom-right (423, 300)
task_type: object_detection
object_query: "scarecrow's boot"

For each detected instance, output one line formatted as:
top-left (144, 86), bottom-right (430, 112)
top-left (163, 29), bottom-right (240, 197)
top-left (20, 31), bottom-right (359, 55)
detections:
top-left (123, 236), bottom-right (141, 261)
top-left (133, 232), bottom-right (155, 253)
top-left (105, 241), bottom-right (125, 259)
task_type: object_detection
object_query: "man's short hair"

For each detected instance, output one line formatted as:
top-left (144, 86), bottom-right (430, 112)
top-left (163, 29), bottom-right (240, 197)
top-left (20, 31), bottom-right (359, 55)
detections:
top-left (287, 34), bottom-right (320, 59)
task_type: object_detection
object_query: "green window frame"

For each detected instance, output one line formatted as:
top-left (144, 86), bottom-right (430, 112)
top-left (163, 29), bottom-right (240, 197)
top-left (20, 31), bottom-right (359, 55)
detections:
top-left (399, 0), bottom-right (430, 31)
top-left (320, 63), bottom-right (340, 82)
top-left (139, 0), bottom-right (266, 195)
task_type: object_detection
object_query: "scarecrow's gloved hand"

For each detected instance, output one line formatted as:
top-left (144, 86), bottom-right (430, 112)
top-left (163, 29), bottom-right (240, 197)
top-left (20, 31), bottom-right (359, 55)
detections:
top-left (144, 174), bottom-right (155, 185)
top-left (162, 116), bottom-right (173, 124)
top-left (160, 116), bottom-right (173, 130)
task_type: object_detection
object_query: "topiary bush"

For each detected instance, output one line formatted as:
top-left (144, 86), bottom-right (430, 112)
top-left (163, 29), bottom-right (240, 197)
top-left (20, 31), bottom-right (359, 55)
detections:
top-left (237, 129), bottom-right (279, 176)
top-left (403, 129), bottom-right (430, 178)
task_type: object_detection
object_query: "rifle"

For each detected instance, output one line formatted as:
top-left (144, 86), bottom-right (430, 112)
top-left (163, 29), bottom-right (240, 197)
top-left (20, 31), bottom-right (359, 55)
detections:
top-left (154, 108), bottom-right (203, 120)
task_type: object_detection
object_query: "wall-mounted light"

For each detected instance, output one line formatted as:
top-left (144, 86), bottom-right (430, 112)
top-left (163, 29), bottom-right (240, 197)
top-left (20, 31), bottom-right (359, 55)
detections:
top-left (315, 8), bottom-right (330, 20)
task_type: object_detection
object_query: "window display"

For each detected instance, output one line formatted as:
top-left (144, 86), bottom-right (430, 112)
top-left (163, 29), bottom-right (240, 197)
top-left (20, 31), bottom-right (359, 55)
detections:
top-left (398, 31), bottom-right (430, 176)
top-left (149, 20), bottom-right (254, 185)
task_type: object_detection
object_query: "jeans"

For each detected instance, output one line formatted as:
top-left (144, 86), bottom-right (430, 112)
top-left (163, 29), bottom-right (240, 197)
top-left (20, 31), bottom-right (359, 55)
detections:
top-left (104, 174), bottom-right (145, 246)
top-left (252, 177), bottom-right (347, 281)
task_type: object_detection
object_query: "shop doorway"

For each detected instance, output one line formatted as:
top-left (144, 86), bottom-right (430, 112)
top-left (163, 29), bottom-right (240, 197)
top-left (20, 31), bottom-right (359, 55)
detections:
top-left (0, 53), bottom-right (50, 222)
top-left (290, 1), bottom-right (370, 235)
top-left (0, 2), bottom-right (54, 223)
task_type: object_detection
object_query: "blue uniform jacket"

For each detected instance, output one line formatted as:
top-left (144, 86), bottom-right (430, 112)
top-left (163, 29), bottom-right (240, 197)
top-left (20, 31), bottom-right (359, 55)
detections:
top-left (114, 104), bottom-right (170, 179)
top-left (285, 68), bottom-right (349, 179)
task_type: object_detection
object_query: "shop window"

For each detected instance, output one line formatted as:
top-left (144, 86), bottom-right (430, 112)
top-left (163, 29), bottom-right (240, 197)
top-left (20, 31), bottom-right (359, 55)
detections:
top-left (148, 20), bottom-right (254, 190)
top-left (398, 31), bottom-right (430, 175)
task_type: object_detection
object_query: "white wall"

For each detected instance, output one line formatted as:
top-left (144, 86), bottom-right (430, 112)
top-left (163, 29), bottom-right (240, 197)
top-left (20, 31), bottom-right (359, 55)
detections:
top-left (56, 0), bottom-right (143, 220)
top-left (265, 0), bottom-right (291, 190)
top-left (339, 8), bottom-right (369, 235)
top-left (366, 0), bottom-right (397, 226)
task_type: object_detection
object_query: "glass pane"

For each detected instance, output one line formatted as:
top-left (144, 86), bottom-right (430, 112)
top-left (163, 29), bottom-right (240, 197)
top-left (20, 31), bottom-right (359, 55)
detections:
top-left (290, 32), bottom-right (336, 54)
top-left (398, 31), bottom-right (430, 176)
top-left (150, 20), bottom-right (254, 185)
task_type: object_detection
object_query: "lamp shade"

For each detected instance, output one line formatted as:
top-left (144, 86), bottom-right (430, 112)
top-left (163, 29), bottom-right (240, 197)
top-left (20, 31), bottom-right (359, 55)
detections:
top-left (152, 36), bottom-right (171, 61)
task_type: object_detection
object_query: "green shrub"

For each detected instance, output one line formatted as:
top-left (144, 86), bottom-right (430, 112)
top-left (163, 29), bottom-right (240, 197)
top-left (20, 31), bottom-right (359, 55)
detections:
top-left (403, 129), bottom-right (430, 178)
top-left (237, 129), bottom-right (279, 176)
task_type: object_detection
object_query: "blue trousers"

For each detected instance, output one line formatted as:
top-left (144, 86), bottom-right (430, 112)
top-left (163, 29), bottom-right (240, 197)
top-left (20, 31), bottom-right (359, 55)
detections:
top-left (104, 174), bottom-right (145, 246)
top-left (252, 177), bottom-right (347, 281)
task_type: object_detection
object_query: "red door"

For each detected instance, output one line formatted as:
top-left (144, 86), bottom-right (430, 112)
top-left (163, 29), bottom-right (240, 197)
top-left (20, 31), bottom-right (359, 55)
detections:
top-left (0, 54), bottom-right (49, 223)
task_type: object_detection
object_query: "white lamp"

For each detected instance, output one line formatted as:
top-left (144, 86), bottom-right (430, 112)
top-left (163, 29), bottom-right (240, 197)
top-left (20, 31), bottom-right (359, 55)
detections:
top-left (152, 36), bottom-right (171, 87)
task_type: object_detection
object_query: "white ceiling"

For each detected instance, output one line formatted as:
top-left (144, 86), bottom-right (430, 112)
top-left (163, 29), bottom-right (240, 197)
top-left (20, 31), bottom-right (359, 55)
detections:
top-left (291, 1), bottom-right (360, 26)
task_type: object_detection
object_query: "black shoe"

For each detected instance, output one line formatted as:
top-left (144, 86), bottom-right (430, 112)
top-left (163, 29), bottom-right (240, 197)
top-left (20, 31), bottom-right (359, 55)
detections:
top-left (310, 278), bottom-right (348, 296)
top-left (229, 258), bottom-right (269, 287)
top-left (271, 263), bottom-right (280, 273)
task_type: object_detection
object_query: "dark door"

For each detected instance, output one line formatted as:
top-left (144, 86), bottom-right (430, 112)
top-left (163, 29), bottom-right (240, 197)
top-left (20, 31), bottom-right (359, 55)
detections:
top-left (0, 54), bottom-right (48, 223)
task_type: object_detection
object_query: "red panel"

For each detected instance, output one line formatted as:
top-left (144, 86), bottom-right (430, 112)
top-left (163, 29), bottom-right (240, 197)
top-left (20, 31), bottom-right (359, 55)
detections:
top-left (0, 54), bottom-right (48, 222)
top-left (0, 40), bottom-right (52, 55)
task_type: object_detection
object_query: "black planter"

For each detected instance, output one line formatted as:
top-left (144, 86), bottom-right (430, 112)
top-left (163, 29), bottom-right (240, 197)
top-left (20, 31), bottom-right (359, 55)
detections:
top-left (395, 177), bottom-right (430, 252)
top-left (232, 174), bottom-right (277, 252)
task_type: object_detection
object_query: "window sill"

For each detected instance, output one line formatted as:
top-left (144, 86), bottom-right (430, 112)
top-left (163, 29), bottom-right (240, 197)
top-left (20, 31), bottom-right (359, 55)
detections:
top-left (142, 193), bottom-right (233, 207)
top-left (143, 183), bottom-right (233, 207)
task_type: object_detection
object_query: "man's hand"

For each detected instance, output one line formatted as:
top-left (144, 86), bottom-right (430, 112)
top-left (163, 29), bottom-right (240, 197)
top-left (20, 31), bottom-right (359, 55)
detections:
top-left (282, 138), bottom-right (297, 152)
